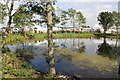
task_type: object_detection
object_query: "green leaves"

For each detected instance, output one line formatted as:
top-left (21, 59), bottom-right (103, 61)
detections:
top-left (76, 11), bottom-right (86, 25)
top-left (68, 8), bottom-right (76, 18)
top-left (61, 10), bottom-right (69, 27)
top-left (13, 4), bottom-right (34, 28)
top-left (27, 1), bottom-right (60, 27)
top-left (97, 11), bottom-right (114, 33)
top-left (61, 8), bottom-right (86, 28)
top-left (52, 13), bottom-right (60, 26)
top-left (112, 11), bottom-right (120, 27)
top-left (0, 3), bottom-right (7, 24)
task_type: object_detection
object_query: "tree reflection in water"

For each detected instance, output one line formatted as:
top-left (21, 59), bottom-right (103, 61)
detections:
top-left (96, 37), bottom-right (120, 75)
top-left (118, 56), bottom-right (120, 75)
top-left (72, 39), bottom-right (86, 53)
top-left (13, 43), bottom-right (37, 62)
top-left (76, 41), bottom-right (86, 53)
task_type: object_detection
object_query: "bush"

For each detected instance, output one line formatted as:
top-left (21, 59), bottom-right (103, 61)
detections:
top-left (94, 33), bottom-right (118, 37)
top-left (26, 33), bottom-right (35, 39)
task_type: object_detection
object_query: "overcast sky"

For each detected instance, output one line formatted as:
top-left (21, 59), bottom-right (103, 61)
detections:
top-left (56, 0), bottom-right (119, 27)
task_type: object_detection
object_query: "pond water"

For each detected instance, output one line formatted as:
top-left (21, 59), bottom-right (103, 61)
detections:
top-left (6, 37), bottom-right (120, 78)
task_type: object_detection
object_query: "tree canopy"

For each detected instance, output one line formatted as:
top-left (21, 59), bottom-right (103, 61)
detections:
top-left (13, 4), bottom-right (34, 28)
top-left (76, 11), bottom-right (86, 27)
top-left (0, 3), bottom-right (7, 24)
top-left (112, 11), bottom-right (120, 34)
top-left (97, 11), bottom-right (114, 34)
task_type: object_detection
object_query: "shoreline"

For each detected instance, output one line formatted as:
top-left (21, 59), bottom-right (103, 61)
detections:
top-left (4, 32), bottom-right (120, 44)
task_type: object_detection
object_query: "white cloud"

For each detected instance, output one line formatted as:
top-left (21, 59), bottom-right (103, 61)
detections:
top-left (53, 5), bottom-right (61, 10)
top-left (96, 5), bottom-right (115, 14)
top-left (97, 5), bottom-right (113, 10)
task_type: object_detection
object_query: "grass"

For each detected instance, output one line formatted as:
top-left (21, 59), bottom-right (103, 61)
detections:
top-left (5, 33), bottom-right (47, 44)
top-left (2, 52), bottom-right (67, 79)
top-left (4, 32), bottom-right (120, 44)
top-left (53, 32), bottom-right (94, 39)
top-left (94, 33), bottom-right (120, 38)
top-left (2, 52), bottom-right (41, 78)
top-left (4, 32), bottom-right (94, 44)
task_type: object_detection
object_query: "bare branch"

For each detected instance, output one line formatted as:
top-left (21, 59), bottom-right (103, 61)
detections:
top-left (5, 0), bottom-right (10, 11)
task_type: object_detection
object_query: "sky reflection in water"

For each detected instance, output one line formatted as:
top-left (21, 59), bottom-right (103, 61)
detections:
top-left (6, 37), bottom-right (120, 78)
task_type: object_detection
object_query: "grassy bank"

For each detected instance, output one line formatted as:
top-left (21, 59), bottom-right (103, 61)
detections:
top-left (5, 33), bottom-right (47, 44)
top-left (94, 33), bottom-right (120, 38)
top-left (4, 32), bottom-right (94, 44)
top-left (53, 32), bottom-right (94, 39)
top-left (2, 52), bottom-right (70, 79)
top-left (4, 32), bottom-right (120, 44)
top-left (2, 52), bottom-right (41, 78)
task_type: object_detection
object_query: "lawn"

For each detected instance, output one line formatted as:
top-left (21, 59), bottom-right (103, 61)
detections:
top-left (3, 32), bottom-right (120, 44)
top-left (4, 32), bottom-right (94, 44)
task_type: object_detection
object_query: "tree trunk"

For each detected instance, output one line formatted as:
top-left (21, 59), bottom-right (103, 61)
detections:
top-left (6, 0), bottom-right (14, 33)
top-left (73, 17), bottom-right (75, 33)
top-left (103, 37), bottom-right (106, 44)
top-left (104, 30), bottom-right (106, 35)
top-left (72, 39), bottom-right (75, 52)
top-left (79, 22), bottom-right (81, 27)
top-left (115, 38), bottom-right (118, 47)
top-left (116, 25), bottom-right (119, 36)
top-left (118, 57), bottom-right (120, 75)
top-left (23, 27), bottom-right (27, 37)
top-left (0, 37), bottom-right (5, 78)
top-left (47, 2), bottom-right (56, 77)
top-left (65, 25), bottom-right (67, 33)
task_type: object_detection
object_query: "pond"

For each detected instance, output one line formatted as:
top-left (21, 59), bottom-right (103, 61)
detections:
top-left (6, 37), bottom-right (120, 78)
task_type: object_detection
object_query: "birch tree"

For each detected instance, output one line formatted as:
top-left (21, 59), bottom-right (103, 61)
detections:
top-left (27, 0), bottom-right (57, 77)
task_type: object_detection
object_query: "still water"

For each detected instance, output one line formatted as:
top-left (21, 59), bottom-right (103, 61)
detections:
top-left (6, 37), bottom-right (120, 78)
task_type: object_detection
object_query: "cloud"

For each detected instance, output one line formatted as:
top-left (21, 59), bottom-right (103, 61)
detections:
top-left (57, 2), bottom-right (118, 26)
top-left (96, 4), bottom-right (115, 14)
top-left (97, 5), bottom-right (113, 10)
top-left (53, 5), bottom-right (61, 10)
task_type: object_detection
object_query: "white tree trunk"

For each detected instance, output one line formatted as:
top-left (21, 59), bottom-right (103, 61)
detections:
top-left (47, 2), bottom-right (56, 77)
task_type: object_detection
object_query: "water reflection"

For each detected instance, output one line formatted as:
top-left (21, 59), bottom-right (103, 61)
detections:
top-left (5, 38), bottom-right (120, 78)
top-left (96, 37), bottom-right (120, 60)
top-left (118, 57), bottom-right (120, 75)
top-left (15, 43), bottom-right (35, 61)
top-left (96, 37), bottom-right (120, 75)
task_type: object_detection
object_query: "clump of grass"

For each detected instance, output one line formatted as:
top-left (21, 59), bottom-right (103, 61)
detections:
top-left (5, 33), bottom-right (47, 44)
top-left (5, 34), bottom-right (26, 44)
top-left (2, 52), bottom-right (41, 78)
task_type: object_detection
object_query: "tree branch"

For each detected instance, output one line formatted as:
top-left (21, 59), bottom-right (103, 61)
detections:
top-left (5, 0), bottom-right (9, 11)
